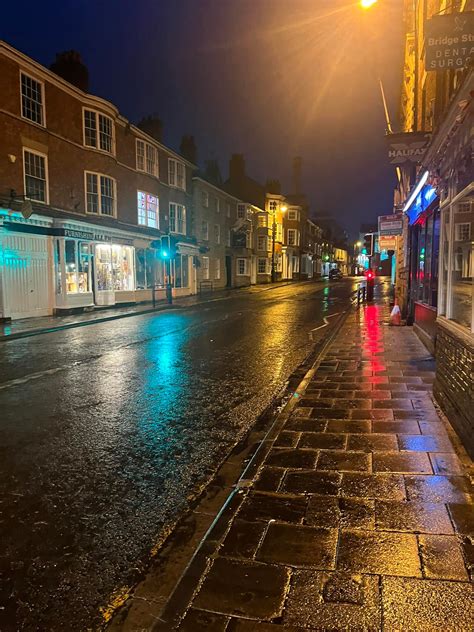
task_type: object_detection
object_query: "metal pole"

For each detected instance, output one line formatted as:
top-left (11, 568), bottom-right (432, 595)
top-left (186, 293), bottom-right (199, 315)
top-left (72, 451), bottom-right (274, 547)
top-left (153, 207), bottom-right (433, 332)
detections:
top-left (166, 258), bottom-right (173, 304)
top-left (271, 214), bottom-right (276, 283)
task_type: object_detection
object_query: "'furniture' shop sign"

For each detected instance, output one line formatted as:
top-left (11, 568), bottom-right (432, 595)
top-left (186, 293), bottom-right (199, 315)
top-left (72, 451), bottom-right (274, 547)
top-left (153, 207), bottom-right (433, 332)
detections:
top-left (425, 12), bottom-right (474, 71)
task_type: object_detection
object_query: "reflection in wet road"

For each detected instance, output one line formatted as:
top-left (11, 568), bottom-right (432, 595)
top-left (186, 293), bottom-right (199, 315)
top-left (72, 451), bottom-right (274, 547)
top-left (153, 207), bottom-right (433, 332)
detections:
top-left (0, 280), bottom-right (356, 630)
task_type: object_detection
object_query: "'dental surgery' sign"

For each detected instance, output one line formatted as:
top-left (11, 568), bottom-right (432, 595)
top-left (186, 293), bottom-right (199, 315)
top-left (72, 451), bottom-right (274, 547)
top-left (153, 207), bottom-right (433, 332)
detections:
top-left (425, 12), bottom-right (474, 71)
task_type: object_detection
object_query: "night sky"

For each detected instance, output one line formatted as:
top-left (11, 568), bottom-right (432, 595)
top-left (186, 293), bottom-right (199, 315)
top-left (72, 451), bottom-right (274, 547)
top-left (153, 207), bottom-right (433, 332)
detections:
top-left (1, 0), bottom-right (404, 238)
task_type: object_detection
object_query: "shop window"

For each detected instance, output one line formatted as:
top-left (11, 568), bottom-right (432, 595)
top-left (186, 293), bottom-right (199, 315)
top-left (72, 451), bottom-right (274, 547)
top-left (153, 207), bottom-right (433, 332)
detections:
top-left (95, 244), bottom-right (134, 292)
top-left (439, 202), bottom-right (473, 332)
top-left (135, 248), bottom-right (155, 289)
top-left (64, 239), bottom-right (90, 294)
top-left (55, 240), bottom-right (62, 294)
top-left (175, 255), bottom-right (189, 288)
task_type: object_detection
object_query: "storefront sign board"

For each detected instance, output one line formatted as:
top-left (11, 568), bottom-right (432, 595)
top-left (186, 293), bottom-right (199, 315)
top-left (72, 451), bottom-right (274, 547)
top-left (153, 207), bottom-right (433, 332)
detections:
top-left (379, 235), bottom-right (397, 250)
top-left (425, 12), bottom-right (474, 71)
top-left (378, 213), bottom-right (403, 236)
top-left (387, 132), bottom-right (431, 164)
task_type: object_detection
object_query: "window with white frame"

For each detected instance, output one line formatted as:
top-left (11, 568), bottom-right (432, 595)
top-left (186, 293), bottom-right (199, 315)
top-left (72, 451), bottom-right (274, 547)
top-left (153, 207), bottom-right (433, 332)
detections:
top-left (169, 203), bottom-right (186, 234)
top-left (214, 224), bottom-right (221, 244)
top-left (237, 258), bottom-right (248, 275)
top-left (23, 149), bottom-right (48, 203)
top-left (237, 203), bottom-right (246, 219)
top-left (288, 229), bottom-right (300, 246)
top-left (137, 191), bottom-right (159, 228)
top-left (215, 258), bottom-right (221, 280)
top-left (216, 197), bottom-right (220, 213)
top-left (85, 172), bottom-right (116, 216)
top-left (202, 256), bottom-right (210, 280)
top-left (202, 220), bottom-right (209, 240)
top-left (202, 190), bottom-right (209, 207)
top-left (455, 223), bottom-right (471, 242)
top-left (168, 159), bottom-right (186, 190)
top-left (257, 215), bottom-right (268, 228)
top-left (83, 109), bottom-right (114, 153)
top-left (226, 202), bottom-right (231, 218)
top-left (136, 139), bottom-right (159, 177)
top-left (21, 73), bottom-right (44, 126)
top-left (276, 224), bottom-right (283, 242)
top-left (258, 258), bottom-right (268, 274)
top-left (288, 209), bottom-right (298, 221)
top-left (258, 235), bottom-right (268, 251)
top-left (227, 230), bottom-right (231, 247)
top-left (292, 255), bottom-right (300, 273)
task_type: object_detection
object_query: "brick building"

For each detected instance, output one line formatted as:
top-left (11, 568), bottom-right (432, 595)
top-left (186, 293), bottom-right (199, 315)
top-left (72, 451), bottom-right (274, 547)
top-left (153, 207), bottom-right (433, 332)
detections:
top-left (0, 40), bottom-right (198, 319)
top-left (394, 2), bottom-right (473, 456)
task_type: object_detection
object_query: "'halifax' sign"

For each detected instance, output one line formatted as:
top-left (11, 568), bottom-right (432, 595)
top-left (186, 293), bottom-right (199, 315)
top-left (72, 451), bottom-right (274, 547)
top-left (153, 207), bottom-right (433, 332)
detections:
top-left (425, 11), bottom-right (474, 71)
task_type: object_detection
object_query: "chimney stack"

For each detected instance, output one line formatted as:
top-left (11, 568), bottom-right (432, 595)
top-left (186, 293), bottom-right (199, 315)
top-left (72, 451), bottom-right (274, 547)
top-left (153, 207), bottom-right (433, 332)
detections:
top-left (292, 156), bottom-right (302, 196)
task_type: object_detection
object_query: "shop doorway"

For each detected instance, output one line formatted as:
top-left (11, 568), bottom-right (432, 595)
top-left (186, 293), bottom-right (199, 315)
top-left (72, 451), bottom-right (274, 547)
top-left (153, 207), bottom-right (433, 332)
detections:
top-left (225, 256), bottom-right (232, 287)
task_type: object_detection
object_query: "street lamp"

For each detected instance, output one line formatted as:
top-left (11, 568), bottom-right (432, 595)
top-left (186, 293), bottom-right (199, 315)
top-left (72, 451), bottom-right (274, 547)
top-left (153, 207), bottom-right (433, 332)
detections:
top-left (360, 0), bottom-right (377, 8)
top-left (271, 204), bottom-right (287, 283)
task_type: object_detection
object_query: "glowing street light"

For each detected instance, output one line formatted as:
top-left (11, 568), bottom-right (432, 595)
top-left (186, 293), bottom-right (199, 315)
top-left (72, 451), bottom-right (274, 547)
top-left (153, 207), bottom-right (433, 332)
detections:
top-left (360, 0), bottom-right (378, 8)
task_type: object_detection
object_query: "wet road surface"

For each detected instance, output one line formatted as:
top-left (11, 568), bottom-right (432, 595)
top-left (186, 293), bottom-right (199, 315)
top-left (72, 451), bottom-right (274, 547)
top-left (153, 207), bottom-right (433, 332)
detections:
top-left (0, 279), bottom-right (356, 630)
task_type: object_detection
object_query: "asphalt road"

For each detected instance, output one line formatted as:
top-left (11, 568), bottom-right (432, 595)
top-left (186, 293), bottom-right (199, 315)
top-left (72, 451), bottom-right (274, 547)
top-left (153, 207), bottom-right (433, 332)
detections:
top-left (0, 278), bottom-right (357, 630)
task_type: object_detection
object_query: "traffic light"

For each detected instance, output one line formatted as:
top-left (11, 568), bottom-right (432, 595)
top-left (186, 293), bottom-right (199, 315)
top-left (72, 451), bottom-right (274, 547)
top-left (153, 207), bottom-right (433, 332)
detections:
top-left (363, 233), bottom-right (373, 256)
top-left (160, 235), bottom-right (171, 259)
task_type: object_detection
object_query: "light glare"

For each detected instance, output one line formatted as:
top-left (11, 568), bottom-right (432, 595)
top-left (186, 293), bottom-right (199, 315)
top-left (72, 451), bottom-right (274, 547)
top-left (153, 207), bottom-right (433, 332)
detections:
top-left (360, 0), bottom-right (377, 8)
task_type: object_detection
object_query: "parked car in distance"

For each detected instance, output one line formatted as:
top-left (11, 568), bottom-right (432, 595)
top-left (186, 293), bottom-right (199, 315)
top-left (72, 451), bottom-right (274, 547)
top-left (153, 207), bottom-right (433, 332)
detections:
top-left (329, 268), bottom-right (343, 280)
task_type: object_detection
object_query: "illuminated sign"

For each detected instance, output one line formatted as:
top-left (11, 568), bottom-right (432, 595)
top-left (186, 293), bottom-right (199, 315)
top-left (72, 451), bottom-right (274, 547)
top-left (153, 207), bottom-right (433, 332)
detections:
top-left (379, 235), bottom-right (397, 250)
top-left (425, 12), bottom-right (474, 71)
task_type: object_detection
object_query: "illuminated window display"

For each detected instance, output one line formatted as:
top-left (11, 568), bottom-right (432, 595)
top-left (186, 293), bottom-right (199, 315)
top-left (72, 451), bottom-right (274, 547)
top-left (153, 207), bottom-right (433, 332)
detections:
top-left (95, 244), bottom-right (134, 292)
top-left (64, 239), bottom-right (90, 294)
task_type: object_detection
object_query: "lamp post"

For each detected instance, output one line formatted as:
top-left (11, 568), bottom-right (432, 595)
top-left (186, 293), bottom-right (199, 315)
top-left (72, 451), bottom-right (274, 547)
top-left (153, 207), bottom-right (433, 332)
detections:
top-left (271, 204), bottom-right (287, 283)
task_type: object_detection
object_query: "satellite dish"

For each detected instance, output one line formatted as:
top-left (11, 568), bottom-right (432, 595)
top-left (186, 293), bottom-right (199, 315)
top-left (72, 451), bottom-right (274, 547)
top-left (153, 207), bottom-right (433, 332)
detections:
top-left (20, 199), bottom-right (33, 219)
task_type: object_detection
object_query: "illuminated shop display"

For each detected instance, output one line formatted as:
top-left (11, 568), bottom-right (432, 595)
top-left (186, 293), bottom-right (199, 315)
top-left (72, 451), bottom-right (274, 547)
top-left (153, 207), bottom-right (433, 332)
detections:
top-left (95, 244), bottom-right (134, 291)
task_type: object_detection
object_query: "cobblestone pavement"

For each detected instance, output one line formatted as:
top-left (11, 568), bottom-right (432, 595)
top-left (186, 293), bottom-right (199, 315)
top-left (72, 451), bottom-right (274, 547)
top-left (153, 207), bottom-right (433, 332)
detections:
top-left (161, 301), bottom-right (474, 631)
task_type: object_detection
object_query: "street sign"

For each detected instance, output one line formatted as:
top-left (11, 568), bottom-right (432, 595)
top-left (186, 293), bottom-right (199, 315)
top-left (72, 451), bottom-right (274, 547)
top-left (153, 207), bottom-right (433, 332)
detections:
top-left (425, 12), bottom-right (474, 71)
top-left (379, 235), bottom-right (397, 250)
top-left (378, 213), bottom-right (403, 236)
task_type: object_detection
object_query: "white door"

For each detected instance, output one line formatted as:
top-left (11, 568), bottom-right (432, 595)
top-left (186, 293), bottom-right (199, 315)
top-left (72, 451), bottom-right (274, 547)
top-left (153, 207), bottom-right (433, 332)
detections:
top-left (2, 233), bottom-right (52, 319)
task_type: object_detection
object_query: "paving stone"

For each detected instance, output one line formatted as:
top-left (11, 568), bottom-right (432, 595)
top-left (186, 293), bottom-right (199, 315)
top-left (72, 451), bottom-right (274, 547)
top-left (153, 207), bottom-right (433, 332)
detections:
top-left (238, 492), bottom-right (307, 524)
top-left (193, 557), bottom-right (290, 619)
top-left (375, 500), bottom-right (454, 534)
top-left (405, 475), bottom-right (473, 504)
top-left (373, 451), bottom-right (432, 474)
top-left (254, 467), bottom-right (285, 492)
top-left (284, 570), bottom-right (381, 630)
top-left (337, 529), bottom-right (422, 577)
top-left (351, 409), bottom-right (394, 420)
top-left (310, 409), bottom-right (348, 420)
top-left (298, 432), bottom-right (346, 450)
top-left (220, 519), bottom-right (267, 559)
top-left (372, 420), bottom-right (420, 434)
top-left (299, 398), bottom-right (334, 408)
top-left (316, 450), bottom-right (370, 473)
top-left (257, 522), bottom-right (337, 568)
top-left (418, 534), bottom-right (469, 581)
top-left (283, 470), bottom-right (341, 495)
top-left (382, 577), bottom-right (474, 631)
top-left (397, 434), bottom-right (455, 453)
top-left (418, 420), bottom-right (449, 436)
top-left (347, 433), bottom-right (398, 452)
top-left (326, 419), bottom-right (371, 433)
top-left (266, 448), bottom-right (318, 469)
top-left (274, 432), bottom-right (300, 448)
top-left (285, 418), bottom-right (327, 432)
top-left (430, 452), bottom-right (463, 475)
top-left (341, 473), bottom-right (406, 500)
top-left (179, 609), bottom-right (229, 631)
top-left (448, 503), bottom-right (474, 535)
top-left (373, 399), bottom-right (415, 410)
top-left (461, 536), bottom-right (474, 579)
top-left (306, 497), bottom-right (375, 530)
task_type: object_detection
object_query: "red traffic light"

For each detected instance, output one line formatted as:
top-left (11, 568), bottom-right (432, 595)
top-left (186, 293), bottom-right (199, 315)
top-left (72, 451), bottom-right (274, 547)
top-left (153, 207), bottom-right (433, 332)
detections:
top-left (365, 270), bottom-right (374, 280)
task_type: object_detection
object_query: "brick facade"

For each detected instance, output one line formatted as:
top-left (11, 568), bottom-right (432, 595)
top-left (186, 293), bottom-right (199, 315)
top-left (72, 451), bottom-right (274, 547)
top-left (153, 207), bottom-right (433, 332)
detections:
top-left (434, 319), bottom-right (474, 458)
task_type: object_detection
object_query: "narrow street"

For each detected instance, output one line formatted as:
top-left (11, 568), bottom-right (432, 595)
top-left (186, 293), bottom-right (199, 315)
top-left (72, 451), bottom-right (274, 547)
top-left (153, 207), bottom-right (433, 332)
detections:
top-left (0, 279), bottom-right (356, 630)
